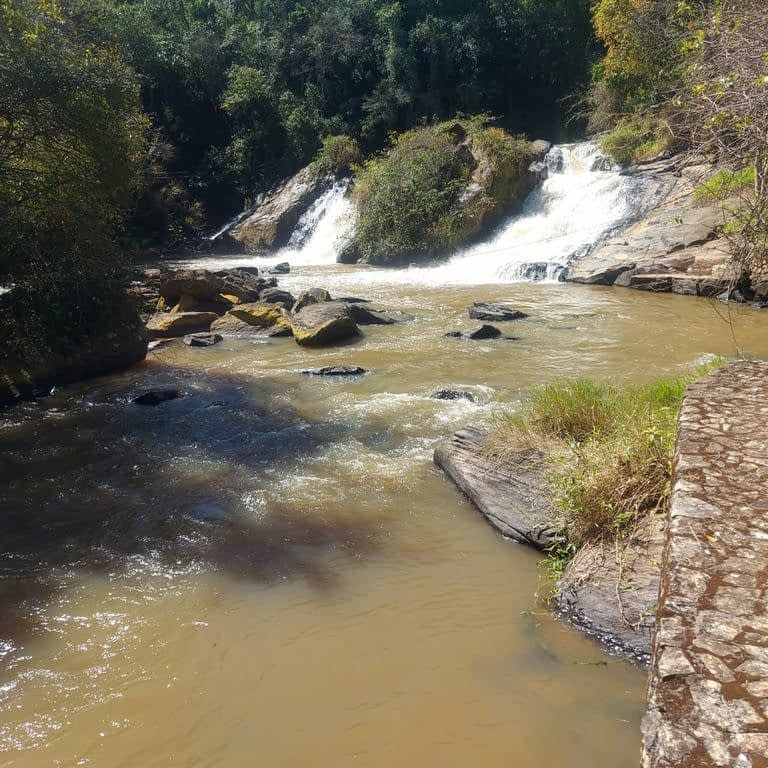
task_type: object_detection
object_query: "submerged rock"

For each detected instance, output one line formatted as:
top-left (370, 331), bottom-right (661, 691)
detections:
top-left (445, 324), bottom-right (505, 340)
top-left (134, 388), bottom-right (181, 406)
top-left (271, 262), bottom-right (291, 274)
top-left (468, 302), bottom-right (529, 322)
top-left (183, 333), bottom-right (223, 347)
top-left (146, 311), bottom-right (218, 339)
top-left (291, 302), bottom-right (361, 347)
top-left (302, 366), bottom-right (367, 377)
top-left (430, 389), bottom-right (477, 403)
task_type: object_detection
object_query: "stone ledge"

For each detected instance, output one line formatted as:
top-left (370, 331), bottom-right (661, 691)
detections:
top-left (642, 361), bottom-right (768, 768)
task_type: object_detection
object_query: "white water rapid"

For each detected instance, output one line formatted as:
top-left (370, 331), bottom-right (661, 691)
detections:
top-left (188, 141), bottom-right (643, 286)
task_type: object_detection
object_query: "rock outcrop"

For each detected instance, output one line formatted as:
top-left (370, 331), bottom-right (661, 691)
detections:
top-left (468, 302), bottom-right (529, 322)
top-left (564, 159), bottom-right (738, 296)
top-left (226, 167), bottom-right (332, 251)
top-left (435, 425), bottom-right (661, 660)
top-left (0, 302), bottom-right (148, 405)
top-left (433, 427), bottom-right (560, 548)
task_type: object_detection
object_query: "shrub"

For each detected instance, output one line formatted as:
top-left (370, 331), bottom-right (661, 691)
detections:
top-left (311, 135), bottom-right (362, 179)
top-left (599, 117), bottom-right (672, 166)
top-left (351, 117), bottom-right (533, 264)
top-left (693, 167), bottom-right (757, 205)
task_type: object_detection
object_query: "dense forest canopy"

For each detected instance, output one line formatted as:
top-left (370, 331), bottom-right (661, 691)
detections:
top-left (2, 0), bottom-right (767, 362)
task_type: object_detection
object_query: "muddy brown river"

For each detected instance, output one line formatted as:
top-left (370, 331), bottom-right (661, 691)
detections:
top-left (3, 265), bottom-right (768, 767)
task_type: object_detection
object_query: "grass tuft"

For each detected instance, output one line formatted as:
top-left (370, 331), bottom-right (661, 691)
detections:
top-left (486, 363), bottom-right (723, 555)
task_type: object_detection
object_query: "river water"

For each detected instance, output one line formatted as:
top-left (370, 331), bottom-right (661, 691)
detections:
top-left (3, 145), bottom-right (768, 767)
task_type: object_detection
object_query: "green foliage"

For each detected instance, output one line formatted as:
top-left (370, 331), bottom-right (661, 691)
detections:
top-left (105, 0), bottom-right (598, 226)
top-left (310, 135), bottom-right (362, 180)
top-left (351, 118), bottom-right (532, 264)
top-left (0, 0), bottom-right (147, 359)
top-left (353, 123), bottom-right (472, 264)
top-left (693, 167), bottom-right (756, 205)
top-left (487, 363), bottom-right (724, 556)
top-left (598, 116), bottom-right (672, 165)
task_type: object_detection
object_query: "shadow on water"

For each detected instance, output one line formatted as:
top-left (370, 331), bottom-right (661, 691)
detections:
top-left (0, 363), bottom-right (387, 650)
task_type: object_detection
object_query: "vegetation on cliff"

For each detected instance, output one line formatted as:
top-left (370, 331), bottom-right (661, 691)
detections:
top-left (0, 0), bottom-right (146, 372)
top-left (350, 119), bottom-right (534, 265)
top-left (589, 0), bottom-right (768, 276)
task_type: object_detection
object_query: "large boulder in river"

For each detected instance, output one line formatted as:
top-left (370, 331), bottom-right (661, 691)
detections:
top-left (349, 119), bottom-right (540, 266)
top-left (228, 302), bottom-right (292, 330)
top-left (291, 302), bottom-right (361, 347)
top-left (228, 167), bottom-right (332, 251)
top-left (468, 302), bottom-right (529, 322)
top-left (146, 311), bottom-right (218, 339)
top-left (159, 270), bottom-right (223, 303)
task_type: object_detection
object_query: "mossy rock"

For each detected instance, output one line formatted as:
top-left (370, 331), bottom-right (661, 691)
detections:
top-left (291, 302), bottom-right (360, 347)
top-left (350, 117), bottom-right (537, 265)
top-left (228, 302), bottom-right (289, 328)
top-left (146, 311), bottom-right (218, 339)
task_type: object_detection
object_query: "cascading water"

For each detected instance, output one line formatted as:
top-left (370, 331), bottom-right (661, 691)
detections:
top-left (186, 142), bottom-right (644, 286)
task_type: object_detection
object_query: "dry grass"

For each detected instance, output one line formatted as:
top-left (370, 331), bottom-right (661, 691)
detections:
top-left (485, 365), bottom-right (723, 552)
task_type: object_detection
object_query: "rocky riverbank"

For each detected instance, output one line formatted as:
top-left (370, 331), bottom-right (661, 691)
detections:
top-left (563, 156), bottom-right (765, 304)
top-left (434, 426), bottom-right (660, 662)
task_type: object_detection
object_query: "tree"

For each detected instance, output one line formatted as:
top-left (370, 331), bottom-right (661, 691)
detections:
top-left (0, 0), bottom-right (146, 355)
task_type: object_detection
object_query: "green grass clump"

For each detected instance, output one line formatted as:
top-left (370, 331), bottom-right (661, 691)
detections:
top-left (487, 364), bottom-right (723, 557)
top-left (693, 167), bottom-right (756, 204)
top-left (599, 117), bottom-right (672, 166)
top-left (351, 117), bottom-right (532, 265)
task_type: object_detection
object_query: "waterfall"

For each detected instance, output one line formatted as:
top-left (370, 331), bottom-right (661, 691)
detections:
top-left (188, 142), bottom-right (645, 284)
top-left (275, 179), bottom-right (354, 265)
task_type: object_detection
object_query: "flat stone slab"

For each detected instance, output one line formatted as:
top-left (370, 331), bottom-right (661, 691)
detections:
top-left (642, 361), bottom-right (768, 768)
top-left (433, 426), bottom-right (559, 548)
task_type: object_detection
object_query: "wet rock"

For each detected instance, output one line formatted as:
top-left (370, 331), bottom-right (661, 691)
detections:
top-left (134, 388), bottom-right (181, 406)
top-left (545, 147), bottom-right (564, 174)
top-left (271, 262), bottom-right (290, 274)
top-left (430, 389), bottom-right (477, 403)
top-left (302, 366), bottom-right (367, 377)
top-left (220, 271), bottom-right (265, 304)
top-left (146, 311), bottom-right (218, 339)
top-left (557, 511), bottom-right (662, 662)
top-left (468, 302), bottom-right (529, 322)
top-left (336, 242), bottom-right (361, 264)
top-left (183, 333), bottom-right (223, 347)
top-left (590, 155), bottom-right (614, 172)
top-left (170, 294), bottom-right (231, 315)
top-left (291, 302), bottom-right (361, 347)
top-left (159, 269), bottom-right (223, 303)
top-left (528, 161), bottom-right (549, 184)
top-left (346, 304), bottom-right (398, 325)
top-left (445, 325), bottom-right (504, 340)
top-left (335, 296), bottom-right (371, 304)
top-left (434, 426), bottom-right (560, 547)
top-left (293, 288), bottom-right (332, 313)
top-left (228, 302), bottom-right (291, 330)
top-left (228, 166), bottom-right (332, 250)
top-left (259, 287), bottom-right (296, 309)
